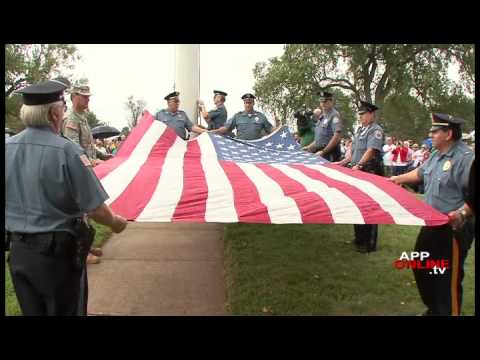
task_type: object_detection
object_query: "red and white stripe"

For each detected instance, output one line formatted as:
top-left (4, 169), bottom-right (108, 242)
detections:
top-left (94, 112), bottom-right (448, 226)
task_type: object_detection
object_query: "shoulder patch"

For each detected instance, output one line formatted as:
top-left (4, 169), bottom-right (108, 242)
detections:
top-left (79, 154), bottom-right (92, 167)
top-left (332, 116), bottom-right (340, 124)
top-left (374, 129), bottom-right (383, 139)
top-left (65, 121), bottom-right (79, 130)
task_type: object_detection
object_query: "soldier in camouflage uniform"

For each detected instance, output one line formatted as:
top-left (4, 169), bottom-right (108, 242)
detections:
top-left (63, 85), bottom-right (109, 166)
top-left (62, 85), bottom-right (104, 264)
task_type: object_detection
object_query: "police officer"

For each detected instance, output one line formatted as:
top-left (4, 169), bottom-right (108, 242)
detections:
top-left (5, 79), bottom-right (128, 316)
top-left (351, 100), bottom-right (384, 253)
top-left (303, 91), bottom-right (343, 162)
top-left (199, 90), bottom-right (229, 133)
top-left (390, 113), bottom-right (474, 316)
top-left (155, 91), bottom-right (208, 140)
top-left (213, 93), bottom-right (275, 140)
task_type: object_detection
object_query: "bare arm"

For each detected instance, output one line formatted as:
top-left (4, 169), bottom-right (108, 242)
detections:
top-left (199, 104), bottom-right (210, 121)
top-left (389, 167), bottom-right (422, 185)
top-left (352, 148), bottom-right (378, 170)
top-left (302, 140), bottom-right (317, 152)
top-left (333, 147), bottom-right (352, 166)
top-left (88, 203), bottom-right (127, 233)
top-left (211, 126), bottom-right (229, 135)
top-left (191, 125), bottom-right (209, 134)
top-left (316, 132), bottom-right (342, 156)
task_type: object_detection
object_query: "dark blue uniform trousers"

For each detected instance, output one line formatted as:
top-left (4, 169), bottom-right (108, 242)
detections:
top-left (413, 220), bottom-right (475, 315)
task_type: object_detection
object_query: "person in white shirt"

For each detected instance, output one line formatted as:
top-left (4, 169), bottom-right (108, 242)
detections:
top-left (406, 141), bottom-right (414, 171)
top-left (382, 136), bottom-right (395, 177)
top-left (412, 143), bottom-right (424, 168)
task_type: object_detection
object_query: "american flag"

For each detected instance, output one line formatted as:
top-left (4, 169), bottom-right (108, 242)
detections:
top-left (94, 112), bottom-right (448, 226)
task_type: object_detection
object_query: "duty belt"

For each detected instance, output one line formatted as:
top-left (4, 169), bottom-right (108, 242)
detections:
top-left (6, 231), bottom-right (72, 243)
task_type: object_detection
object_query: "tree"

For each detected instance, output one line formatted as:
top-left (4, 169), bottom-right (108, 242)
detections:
top-left (84, 110), bottom-right (107, 129)
top-left (253, 44), bottom-right (474, 125)
top-left (381, 94), bottom-right (431, 143)
top-left (125, 95), bottom-right (147, 129)
top-left (121, 126), bottom-right (130, 136)
top-left (5, 44), bottom-right (79, 131)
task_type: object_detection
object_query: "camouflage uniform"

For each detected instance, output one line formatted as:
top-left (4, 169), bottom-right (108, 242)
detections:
top-left (63, 110), bottom-right (97, 161)
top-left (62, 86), bottom-right (96, 162)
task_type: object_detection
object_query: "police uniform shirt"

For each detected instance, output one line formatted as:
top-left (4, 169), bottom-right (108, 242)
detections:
top-left (207, 104), bottom-right (228, 130)
top-left (351, 122), bottom-right (384, 164)
top-left (5, 127), bottom-right (108, 235)
top-left (418, 140), bottom-right (473, 214)
top-left (314, 108), bottom-right (343, 148)
top-left (155, 109), bottom-right (193, 140)
top-left (225, 110), bottom-right (272, 140)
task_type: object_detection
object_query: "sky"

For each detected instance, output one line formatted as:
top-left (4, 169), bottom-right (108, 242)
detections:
top-left (63, 44), bottom-right (285, 130)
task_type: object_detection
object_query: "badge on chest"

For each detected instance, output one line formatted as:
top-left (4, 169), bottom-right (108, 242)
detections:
top-left (443, 160), bottom-right (452, 171)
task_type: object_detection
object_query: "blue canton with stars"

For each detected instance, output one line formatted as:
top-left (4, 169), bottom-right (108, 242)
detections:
top-left (209, 126), bottom-right (329, 165)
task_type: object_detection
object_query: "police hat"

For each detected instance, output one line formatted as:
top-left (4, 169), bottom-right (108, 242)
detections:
top-left (318, 90), bottom-right (333, 101)
top-left (16, 79), bottom-right (68, 105)
top-left (165, 91), bottom-right (180, 101)
top-left (430, 113), bottom-right (465, 132)
top-left (241, 93), bottom-right (256, 100)
top-left (51, 77), bottom-right (71, 89)
top-left (357, 100), bottom-right (379, 114)
top-left (214, 90), bottom-right (227, 97)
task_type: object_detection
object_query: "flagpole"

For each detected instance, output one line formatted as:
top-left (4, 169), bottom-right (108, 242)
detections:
top-left (175, 44), bottom-right (200, 129)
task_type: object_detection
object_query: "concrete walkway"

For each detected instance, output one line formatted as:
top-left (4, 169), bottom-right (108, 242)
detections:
top-left (86, 222), bottom-right (226, 315)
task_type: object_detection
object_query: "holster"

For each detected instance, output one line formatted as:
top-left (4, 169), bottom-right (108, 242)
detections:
top-left (72, 218), bottom-right (96, 270)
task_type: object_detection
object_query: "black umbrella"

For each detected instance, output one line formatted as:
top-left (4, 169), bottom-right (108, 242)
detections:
top-left (91, 125), bottom-right (120, 139)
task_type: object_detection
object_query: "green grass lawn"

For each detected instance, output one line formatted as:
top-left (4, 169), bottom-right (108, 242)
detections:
top-left (224, 223), bottom-right (475, 316)
top-left (4, 223), bottom-right (112, 316)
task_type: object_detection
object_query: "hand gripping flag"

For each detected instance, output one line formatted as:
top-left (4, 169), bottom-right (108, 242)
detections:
top-left (94, 112), bottom-right (448, 226)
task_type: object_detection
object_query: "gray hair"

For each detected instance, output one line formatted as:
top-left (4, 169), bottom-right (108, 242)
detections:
top-left (20, 101), bottom-right (64, 127)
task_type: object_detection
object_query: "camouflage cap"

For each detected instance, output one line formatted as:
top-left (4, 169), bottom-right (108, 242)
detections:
top-left (71, 85), bottom-right (92, 96)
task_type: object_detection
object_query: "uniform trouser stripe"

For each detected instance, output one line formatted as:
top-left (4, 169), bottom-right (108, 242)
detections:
top-left (451, 237), bottom-right (460, 316)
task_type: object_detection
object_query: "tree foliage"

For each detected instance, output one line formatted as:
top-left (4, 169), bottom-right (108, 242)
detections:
top-left (84, 110), bottom-right (107, 129)
top-left (121, 126), bottom-right (130, 136)
top-left (5, 44), bottom-right (79, 131)
top-left (125, 95), bottom-right (147, 129)
top-left (253, 44), bottom-right (474, 139)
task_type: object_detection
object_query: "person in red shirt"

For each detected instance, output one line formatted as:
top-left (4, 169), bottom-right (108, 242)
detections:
top-left (391, 140), bottom-right (409, 176)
